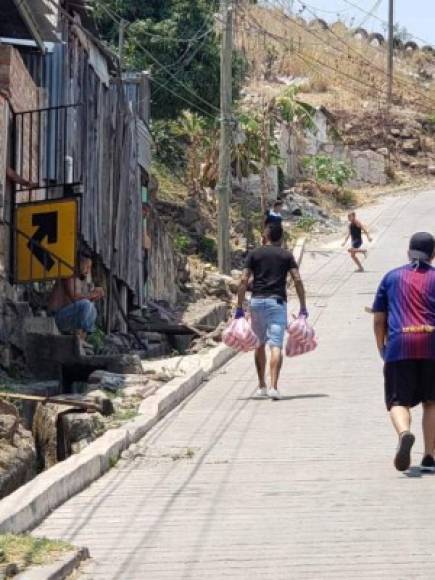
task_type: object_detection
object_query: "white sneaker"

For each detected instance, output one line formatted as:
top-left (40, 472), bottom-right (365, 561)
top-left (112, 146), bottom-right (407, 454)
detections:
top-left (268, 389), bottom-right (282, 400)
top-left (255, 387), bottom-right (268, 398)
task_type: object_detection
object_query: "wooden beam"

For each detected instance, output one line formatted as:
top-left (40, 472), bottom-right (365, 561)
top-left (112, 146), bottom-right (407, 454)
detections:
top-left (0, 392), bottom-right (111, 415)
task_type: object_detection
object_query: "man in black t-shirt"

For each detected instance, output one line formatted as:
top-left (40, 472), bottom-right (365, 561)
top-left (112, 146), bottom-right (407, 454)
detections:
top-left (236, 223), bottom-right (308, 400)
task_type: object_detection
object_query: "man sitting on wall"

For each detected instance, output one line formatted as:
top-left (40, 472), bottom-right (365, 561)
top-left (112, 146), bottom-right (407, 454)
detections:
top-left (48, 251), bottom-right (104, 342)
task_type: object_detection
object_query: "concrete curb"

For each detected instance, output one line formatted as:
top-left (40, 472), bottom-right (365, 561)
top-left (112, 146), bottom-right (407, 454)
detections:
top-left (0, 344), bottom-right (236, 534)
top-left (14, 547), bottom-right (89, 580)
top-left (0, 240), bottom-right (306, 535)
top-left (293, 236), bottom-right (306, 267)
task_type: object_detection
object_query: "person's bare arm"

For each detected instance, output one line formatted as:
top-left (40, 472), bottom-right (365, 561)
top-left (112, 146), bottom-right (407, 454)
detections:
top-left (6, 167), bottom-right (37, 188)
top-left (237, 269), bottom-right (251, 309)
top-left (357, 220), bottom-right (372, 242)
top-left (373, 312), bottom-right (387, 356)
top-left (342, 232), bottom-right (350, 247)
top-left (63, 278), bottom-right (104, 302)
top-left (289, 268), bottom-right (307, 313)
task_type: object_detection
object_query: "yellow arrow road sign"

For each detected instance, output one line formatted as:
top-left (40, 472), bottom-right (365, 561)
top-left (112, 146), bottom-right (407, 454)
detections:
top-left (15, 198), bottom-right (78, 283)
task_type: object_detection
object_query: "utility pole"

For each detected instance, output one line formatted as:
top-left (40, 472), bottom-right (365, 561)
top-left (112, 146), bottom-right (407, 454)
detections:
top-left (387, 0), bottom-right (394, 105)
top-left (118, 19), bottom-right (127, 74)
top-left (217, 0), bottom-right (233, 275)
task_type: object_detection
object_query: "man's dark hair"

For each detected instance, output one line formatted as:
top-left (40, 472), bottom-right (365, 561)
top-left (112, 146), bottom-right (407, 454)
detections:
top-left (265, 222), bottom-right (283, 243)
top-left (274, 198), bottom-right (283, 207)
top-left (79, 249), bottom-right (92, 261)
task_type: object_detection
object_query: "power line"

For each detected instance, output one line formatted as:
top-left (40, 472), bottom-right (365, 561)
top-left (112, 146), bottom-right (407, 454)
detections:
top-left (268, 0), bottom-right (351, 15)
top-left (149, 74), bottom-right (217, 120)
top-left (91, 0), bottom-right (216, 44)
top-left (256, 0), bottom-right (435, 109)
top-left (241, 8), bottom-right (426, 109)
top-left (86, 0), bottom-right (222, 115)
top-left (292, 0), bottom-right (435, 108)
top-left (147, 22), bottom-right (215, 106)
top-left (356, 0), bottom-right (382, 29)
top-left (43, 0), bottom-right (221, 117)
top-left (340, 0), bottom-right (434, 48)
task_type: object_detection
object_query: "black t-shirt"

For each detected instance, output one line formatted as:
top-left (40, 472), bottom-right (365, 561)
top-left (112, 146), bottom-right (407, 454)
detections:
top-left (264, 210), bottom-right (283, 225)
top-left (245, 245), bottom-right (298, 301)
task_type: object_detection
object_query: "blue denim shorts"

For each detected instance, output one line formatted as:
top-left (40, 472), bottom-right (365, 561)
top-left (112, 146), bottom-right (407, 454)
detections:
top-left (54, 299), bottom-right (97, 334)
top-left (250, 298), bottom-right (288, 349)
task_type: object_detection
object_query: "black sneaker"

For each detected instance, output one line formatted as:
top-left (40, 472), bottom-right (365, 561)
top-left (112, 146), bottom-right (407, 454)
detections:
top-left (420, 455), bottom-right (435, 473)
top-left (394, 431), bottom-right (415, 472)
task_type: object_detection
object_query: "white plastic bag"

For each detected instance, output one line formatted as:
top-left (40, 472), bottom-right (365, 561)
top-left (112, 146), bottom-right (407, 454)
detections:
top-left (222, 317), bottom-right (260, 352)
top-left (286, 316), bottom-right (317, 358)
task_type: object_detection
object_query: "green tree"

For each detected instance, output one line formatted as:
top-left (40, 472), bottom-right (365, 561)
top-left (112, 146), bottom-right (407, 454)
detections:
top-left (94, 0), bottom-right (245, 119)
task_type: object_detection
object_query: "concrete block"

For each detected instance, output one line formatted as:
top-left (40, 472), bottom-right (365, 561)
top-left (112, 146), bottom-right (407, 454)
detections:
top-left (0, 429), bottom-right (129, 533)
top-left (125, 412), bottom-right (158, 444)
top-left (24, 317), bottom-right (60, 336)
top-left (14, 547), bottom-right (90, 580)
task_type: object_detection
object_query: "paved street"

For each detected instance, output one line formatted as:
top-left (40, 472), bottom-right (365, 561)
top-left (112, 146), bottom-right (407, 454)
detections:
top-left (36, 189), bottom-right (435, 579)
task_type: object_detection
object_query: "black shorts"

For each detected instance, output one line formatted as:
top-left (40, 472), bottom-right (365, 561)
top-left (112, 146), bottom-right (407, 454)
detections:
top-left (384, 360), bottom-right (435, 410)
top-left (351, 239), bottom-right (363, 249)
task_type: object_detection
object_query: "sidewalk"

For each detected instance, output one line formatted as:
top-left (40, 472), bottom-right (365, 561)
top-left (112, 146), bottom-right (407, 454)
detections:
top-left (35, 189), bottom-right (435, 579)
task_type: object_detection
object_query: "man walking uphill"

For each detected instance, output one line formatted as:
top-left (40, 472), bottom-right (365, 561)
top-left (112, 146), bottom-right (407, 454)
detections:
top-left (236, 223), bottom-right (308, 400)
top-left (373, 232), bottom-right (435, 473)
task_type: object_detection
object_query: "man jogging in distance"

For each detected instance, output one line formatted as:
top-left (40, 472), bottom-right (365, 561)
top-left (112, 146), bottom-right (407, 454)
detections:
top-left (342, 211), bottom-right (372, 272)
top-left (236, 222), bottom-right (308, 400)
top-left (373, 232), bottom-right (435, 472)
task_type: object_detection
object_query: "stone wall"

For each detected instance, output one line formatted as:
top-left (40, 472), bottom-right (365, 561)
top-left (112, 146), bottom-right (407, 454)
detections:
top-left (348, 149), bottom-right (387, 187)
top-left (279, 109), bottom-right (387, 188)
top-left (240, 167), bottom-right (279, 200)
top-left (321, 143), bottom-right (387, 187)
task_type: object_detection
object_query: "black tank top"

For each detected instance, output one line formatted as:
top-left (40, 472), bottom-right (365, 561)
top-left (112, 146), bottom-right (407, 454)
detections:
top-left (350, 222), bottom-right (362, 242)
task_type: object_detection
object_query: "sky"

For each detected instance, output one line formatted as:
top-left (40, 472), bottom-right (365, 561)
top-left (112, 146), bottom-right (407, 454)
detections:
top-left (282, 0), bottom-right (435, 45)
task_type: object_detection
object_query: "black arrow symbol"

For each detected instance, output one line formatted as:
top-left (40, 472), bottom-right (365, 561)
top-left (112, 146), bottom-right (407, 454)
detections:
top-left (27, 211), bottom-right (58, 271)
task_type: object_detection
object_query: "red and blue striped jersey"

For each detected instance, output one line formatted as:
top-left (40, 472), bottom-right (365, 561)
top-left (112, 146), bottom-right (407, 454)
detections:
top-left (373, 263), bottom-right (435, 361)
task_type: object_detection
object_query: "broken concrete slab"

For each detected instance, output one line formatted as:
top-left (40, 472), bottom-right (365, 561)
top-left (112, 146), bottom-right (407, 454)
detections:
top-left (0, 343), bottom-right (236, 534)
top-left (121, 383), bottom-right (158, 399)
top-left (87, 370), bottom-right (149, 392)
top-left (0, 428), bottom-right (129, 533)
top-left (25, 333), bottom-right (144, 382)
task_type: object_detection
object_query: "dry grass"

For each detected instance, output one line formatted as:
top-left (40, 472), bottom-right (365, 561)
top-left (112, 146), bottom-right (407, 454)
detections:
top-left (236, 3), bottom-right (435, 114)
top-left (0, 534), bottom-right (72, 570)
top-left (151, 162), bottom-right (189, 202)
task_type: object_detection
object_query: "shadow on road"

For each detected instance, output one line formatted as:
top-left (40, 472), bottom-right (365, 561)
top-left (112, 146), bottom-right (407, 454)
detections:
top-left (405, 466), bottom-right (435, 479)
top-left (239, 393), bottom-right (329, 402)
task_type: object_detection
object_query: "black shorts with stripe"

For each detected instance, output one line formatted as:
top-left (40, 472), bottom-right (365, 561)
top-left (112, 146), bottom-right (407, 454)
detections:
top-left (384, 360), bottom-right (435, 411)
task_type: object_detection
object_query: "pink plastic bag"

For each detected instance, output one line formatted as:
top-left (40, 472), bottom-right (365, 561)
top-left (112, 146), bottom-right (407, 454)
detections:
top-left (286, 316), bottom-right (317, 358)
top-left (222, 317), bottom-right (260, 352)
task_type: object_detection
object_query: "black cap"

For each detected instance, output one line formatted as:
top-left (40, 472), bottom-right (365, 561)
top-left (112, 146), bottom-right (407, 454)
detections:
top-left (409, 232), bottom-right (435, 261)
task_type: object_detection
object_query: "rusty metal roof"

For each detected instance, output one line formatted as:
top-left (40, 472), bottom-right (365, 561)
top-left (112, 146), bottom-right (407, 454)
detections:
top-left (0, 0), bottom-right (59, 51)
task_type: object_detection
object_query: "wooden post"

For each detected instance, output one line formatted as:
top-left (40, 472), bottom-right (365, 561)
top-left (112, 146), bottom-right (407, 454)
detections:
top-left (387, 0), bottom-right (394, 105)
top-left (118, 19), bottom-right (127, 74)
top-left (118, 282), bottom-right (128, 334)
top-left (217, 0), bottom-right (233, 275)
